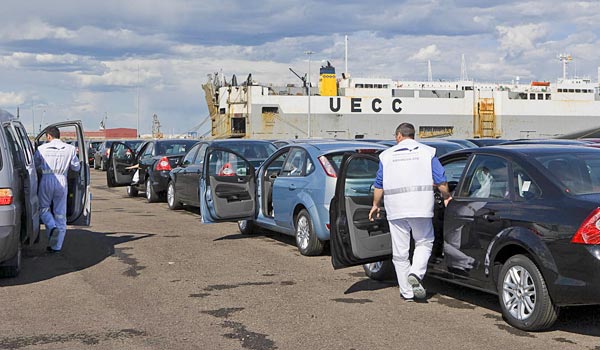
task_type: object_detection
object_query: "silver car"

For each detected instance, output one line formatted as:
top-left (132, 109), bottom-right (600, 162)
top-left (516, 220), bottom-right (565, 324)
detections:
top-left (0, 109), bottom-right (91, 277)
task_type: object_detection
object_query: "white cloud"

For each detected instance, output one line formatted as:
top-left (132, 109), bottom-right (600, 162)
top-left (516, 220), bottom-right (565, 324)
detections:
top-left (0, 18), bottom-right (74, 41)
top-left (409, 45), bottom-right (441, 61)
top-left (0, 92), bottom-right (26, 106)
top-left (496, 24), bottom-right (548, 56)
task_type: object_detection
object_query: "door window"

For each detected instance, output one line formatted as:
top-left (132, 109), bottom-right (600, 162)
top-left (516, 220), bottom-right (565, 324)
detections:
top-left (182, 144), bottom-right (200, 166)
top-left (14, 123), bottom-right (33, 165)
top-left (460, 155), bottom-right (510, 199)
top-left (141, 143), bottom-right (154, 159)
top-left (3, 126), bottom-right (22, 168)
top-left (512, 163), bottom-right (541, 200)
top-left (281, 148), bottom-right (307, 177)
top-left (194, 144), bottom-right (208, 165)
top-left (208, 150), bottom-right (250, 177)
top-left (344, 156), bottom-right (379, 196)
top-left (264, 150), bottom-right (289, 178)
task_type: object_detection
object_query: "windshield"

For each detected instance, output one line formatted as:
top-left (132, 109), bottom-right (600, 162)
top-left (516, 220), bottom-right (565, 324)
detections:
top-left (125, 140), bottom-right (145, 151)
top-left (534, 152), bottom-right (600, 195)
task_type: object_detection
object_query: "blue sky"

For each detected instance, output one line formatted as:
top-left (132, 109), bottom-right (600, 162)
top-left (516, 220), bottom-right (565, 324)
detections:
top-left (1, 0), bottom-right (599, 136)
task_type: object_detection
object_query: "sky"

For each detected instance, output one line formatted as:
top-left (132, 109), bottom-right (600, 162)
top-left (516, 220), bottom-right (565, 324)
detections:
top-left (1, 0), bottom-right (599, 137)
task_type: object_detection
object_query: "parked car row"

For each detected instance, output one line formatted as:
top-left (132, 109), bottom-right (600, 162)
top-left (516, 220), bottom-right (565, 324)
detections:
top-left (105, 136), bottom-right (600, 331)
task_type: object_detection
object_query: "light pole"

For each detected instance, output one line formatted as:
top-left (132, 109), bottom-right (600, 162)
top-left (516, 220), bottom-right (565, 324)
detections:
top-left (304, 50), bottom-right (314, 138)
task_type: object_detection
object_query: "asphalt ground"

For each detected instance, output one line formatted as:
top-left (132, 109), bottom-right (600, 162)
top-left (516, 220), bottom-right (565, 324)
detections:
top-left (1, 170), bottom-right (600, 350)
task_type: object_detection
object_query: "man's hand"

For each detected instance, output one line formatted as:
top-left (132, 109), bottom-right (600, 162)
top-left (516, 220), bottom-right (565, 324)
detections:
top-left (444, 196), bottom-right (453, 207)
top-left (369, 205), bottom-right (380, 221)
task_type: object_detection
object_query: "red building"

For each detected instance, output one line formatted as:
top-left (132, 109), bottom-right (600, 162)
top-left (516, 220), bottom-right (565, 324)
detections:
top-left (62, 128), bottom-right (138, 140)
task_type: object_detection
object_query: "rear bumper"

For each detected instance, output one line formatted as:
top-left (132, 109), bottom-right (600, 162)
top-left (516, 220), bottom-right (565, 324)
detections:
top-left (150, 171), bottom-right (171, 193)
top-left (550, 245), bottom-right (600, 306)
top-left (0, 205), bottom-right (18, 263)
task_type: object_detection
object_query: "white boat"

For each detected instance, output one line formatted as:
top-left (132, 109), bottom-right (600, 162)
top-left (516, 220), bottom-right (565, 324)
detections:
top-left (202, 55), bottom-right (600, 140)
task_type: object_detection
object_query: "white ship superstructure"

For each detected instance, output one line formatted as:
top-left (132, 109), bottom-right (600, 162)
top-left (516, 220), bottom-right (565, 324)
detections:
top-left (202, 57), bottom-right (600, 140)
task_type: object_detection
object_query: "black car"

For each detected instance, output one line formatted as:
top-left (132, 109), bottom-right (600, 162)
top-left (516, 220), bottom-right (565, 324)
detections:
top-left (106, 139), bottom-right (198, 202)
top-left (329, 144), bottom-right (600, 331)
top-left (378, 139), bottom-right (468, 156)
top-left (467, 138), bottom-right (510, 147)
top-left (167, 139), bottom-right (276, 210)
top-left (94, 140), bottom-right (116, 170)
top-left (500, 139), bottom-right (591, 146)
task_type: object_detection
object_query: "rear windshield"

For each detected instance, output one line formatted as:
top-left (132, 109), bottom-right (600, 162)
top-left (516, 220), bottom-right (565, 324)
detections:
top-left (325, 152), bottom-right (379, 176)
top-left (215, 142), bottom-right (276, 160)
top-left (156, 140), bottom-right (197, 155)
top-left (534, 152), bottom-right (600, 195)
top-left (125, 140), bottom-right (145, 151)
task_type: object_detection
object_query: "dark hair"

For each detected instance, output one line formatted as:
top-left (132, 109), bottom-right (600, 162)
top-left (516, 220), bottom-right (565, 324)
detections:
top-left (47, 126), bottom-right (60, 139)
top-left (395, 123), bottom-right (415, 138)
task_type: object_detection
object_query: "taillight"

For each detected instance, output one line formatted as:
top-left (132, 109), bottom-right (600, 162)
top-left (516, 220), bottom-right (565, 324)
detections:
top-left (326, 223), bottom-right (330, 230)
top-left (0, 189), bottom-right (13, 205)
top-left (105, 149), bottom-right (110, 156)
top-left (572, 208), bottom-right (600, 244)
top-left (318, 156), bottom-right (337, 178)
top-left (156, 157), bottom-right (172, 171)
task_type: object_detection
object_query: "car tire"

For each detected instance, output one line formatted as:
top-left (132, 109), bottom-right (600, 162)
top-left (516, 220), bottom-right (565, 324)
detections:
top-left (145, 178), bottom-right (160, 203)
top-left (363, 259), bottom-right (396, 281)
top-left (167, 181), bottom-right (182, 210)
top-left (0, 241), bottom-right (21, 278)
top-left (294, 209), bottom-right (323, 256)
top-left (497, 254), bottom-right (558, 331)
top-left (127, 185), bottom-right (138, 198)
top-left (238, 220), bottom-right (255, 235)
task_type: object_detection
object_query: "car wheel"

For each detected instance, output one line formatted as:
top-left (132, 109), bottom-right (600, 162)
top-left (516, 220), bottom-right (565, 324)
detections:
top-left (295, 209), bottom-right (323, 256)
top-left (238, 220), bottom-right (255, 235)
top-left (167, 181), bottom-right (182, 210)
top-left (145, 178), bottom-right (160, 203)
top-left (497, 254), bottom-right (558, 331)
top-left (0, 241), bottom-right (21, 278)
top-left (127, 185), bottom-right (138, 198)
top-left (363, 259), bottom-right (396, 281)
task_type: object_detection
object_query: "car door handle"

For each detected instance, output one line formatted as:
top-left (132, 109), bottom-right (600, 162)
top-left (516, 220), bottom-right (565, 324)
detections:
top-left (288, 184), bottom-right (296, 190)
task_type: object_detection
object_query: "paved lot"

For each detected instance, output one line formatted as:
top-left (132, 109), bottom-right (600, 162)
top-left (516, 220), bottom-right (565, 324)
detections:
top-left (1, 170), bottom-right (599, 350)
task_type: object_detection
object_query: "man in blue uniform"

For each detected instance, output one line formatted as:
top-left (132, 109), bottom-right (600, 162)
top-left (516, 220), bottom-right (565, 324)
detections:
top-left (369, 123), bottom-right (452, 301)
top-left (34, 127), bottom-right (80, 252)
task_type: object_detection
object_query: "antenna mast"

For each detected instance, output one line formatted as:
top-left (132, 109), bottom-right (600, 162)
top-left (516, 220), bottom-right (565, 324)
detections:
top-left (460, 54), bottom-right (468, 81)
top-left (558, 54), bottom-right (572, 81)
top-left (428, 60), bottom-right (432, 82)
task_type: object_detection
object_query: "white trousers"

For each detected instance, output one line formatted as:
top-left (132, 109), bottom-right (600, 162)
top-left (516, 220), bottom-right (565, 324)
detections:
top-left (389, 217), bottom-right (434, 298)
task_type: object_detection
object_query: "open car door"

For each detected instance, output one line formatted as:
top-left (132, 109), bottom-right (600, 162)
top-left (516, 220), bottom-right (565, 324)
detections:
top-left (36, 121), bottom-right (91, 226)
top-left (330, 153), bottom-right (391, 269)
top-left (106, 142), bottom-right (136, 187)
top-left (200, 147), bottom-right (256, 223)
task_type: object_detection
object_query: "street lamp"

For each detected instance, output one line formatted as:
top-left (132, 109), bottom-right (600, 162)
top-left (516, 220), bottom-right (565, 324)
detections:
top-left (304, 50), bottom-right (314, 138)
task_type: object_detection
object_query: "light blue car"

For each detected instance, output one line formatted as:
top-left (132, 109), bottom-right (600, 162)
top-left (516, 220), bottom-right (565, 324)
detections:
top-left (200, 141), bottom-right (387, 256)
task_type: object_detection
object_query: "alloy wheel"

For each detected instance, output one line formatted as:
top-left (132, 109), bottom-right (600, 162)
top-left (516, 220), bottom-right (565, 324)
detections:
top-left (296, 215), bottom-right (310, 250)
top-left (502, 265), bottom-right (537, 321)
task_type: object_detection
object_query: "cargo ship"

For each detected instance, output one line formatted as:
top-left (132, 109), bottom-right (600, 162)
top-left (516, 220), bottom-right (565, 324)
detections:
top-left (202, 55), bottom-right (600, 140)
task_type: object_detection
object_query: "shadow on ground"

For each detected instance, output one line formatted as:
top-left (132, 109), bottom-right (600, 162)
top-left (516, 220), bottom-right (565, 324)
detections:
top-left (0, 229), bottom-right (153, 287)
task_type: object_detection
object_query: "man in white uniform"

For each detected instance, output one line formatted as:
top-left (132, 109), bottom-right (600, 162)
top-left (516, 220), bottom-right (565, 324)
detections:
top-left (369, 123), bottom-right (452, 301)
top-left (34, 127), bottom-right (80, 252)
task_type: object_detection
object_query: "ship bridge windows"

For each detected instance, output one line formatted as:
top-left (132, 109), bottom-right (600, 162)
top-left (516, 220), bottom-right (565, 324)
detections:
top-left (219, 108), bottom-right (226, 114)
top-left (262, 107), bottom-right (279, 114)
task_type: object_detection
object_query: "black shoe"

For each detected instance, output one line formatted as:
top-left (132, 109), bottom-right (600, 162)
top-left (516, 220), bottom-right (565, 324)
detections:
top-left (46, 247), bottom-right (60, 253)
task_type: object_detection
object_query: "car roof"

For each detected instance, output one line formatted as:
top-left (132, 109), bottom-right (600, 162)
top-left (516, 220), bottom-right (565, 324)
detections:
top-left (293, 141), bottom-right (388, 153)
top-left (210, 139), bottom-right (274, 144)
top-left (447, 144), bottom-right (600, 158)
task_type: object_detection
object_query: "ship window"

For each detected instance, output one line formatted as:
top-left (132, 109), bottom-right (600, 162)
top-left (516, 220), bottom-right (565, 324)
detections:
top-left (558, 89), bottom-right (563, 93)
top-left (530, 93), bottom-right (535, 100)
top-left (383, 84), bottom-right (389, 88)
top-left (569, 89), bottom-right (575, 93)
top-left (576, 89), bottom-right (581, 93)
top-left (546, 94), bottom-right (551, 100)
top-left (219, 108), bottom-right (226, 114)
top-left (262, 107), bottom-right (279, 114)
top-left (231, 117), bottom-right (246, 134)
top-left (538, 93), bottom-right (543, 100)
top-left (355, 84), bottom-right (364, 88)
top-left (365, 84), bottom-right (373, 88)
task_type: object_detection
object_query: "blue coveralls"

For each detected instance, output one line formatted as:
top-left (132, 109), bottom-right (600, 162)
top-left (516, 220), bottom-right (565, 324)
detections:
top-left (34, 139), bottom-right (80, 250)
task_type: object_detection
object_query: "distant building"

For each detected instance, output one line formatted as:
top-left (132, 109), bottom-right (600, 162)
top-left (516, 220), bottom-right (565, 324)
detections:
top-left (61, 128), bottom-right (138, 140)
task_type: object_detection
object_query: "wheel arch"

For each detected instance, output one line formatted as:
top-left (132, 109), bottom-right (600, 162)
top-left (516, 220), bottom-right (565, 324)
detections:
top-left (488, 226), bottom-right (559, 291)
